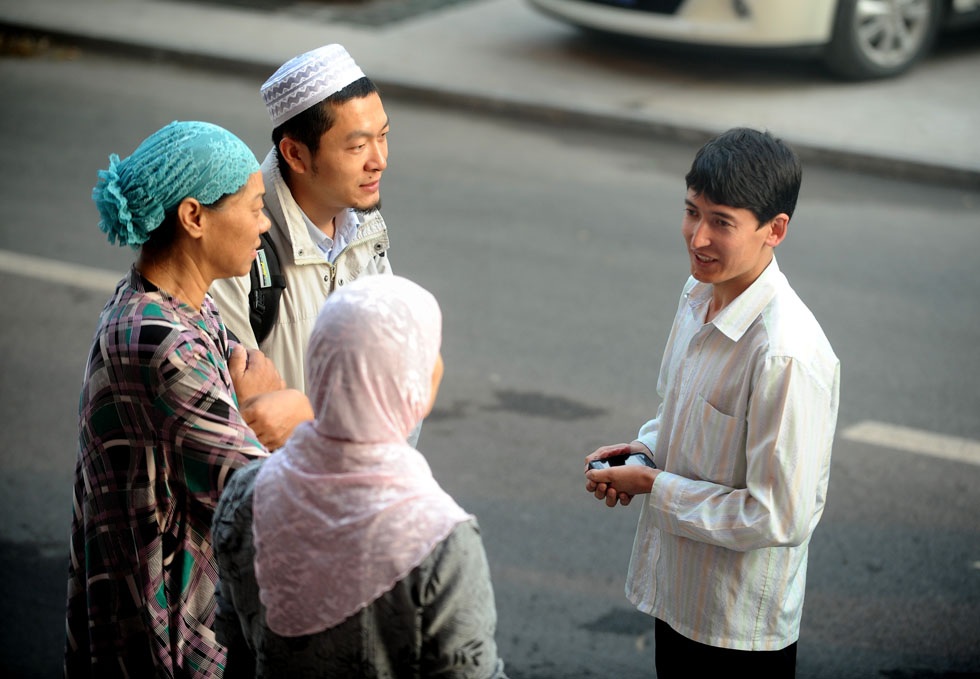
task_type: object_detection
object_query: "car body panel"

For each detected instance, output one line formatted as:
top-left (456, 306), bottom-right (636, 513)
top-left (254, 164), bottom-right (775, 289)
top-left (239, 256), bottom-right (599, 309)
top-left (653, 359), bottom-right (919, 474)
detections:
top-left (528, 0), bottom-right (839, 47)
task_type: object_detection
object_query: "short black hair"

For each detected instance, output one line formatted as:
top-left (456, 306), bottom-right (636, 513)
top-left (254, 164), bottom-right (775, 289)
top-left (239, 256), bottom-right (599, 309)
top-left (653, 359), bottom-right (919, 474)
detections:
top-left (685, 127), bottom-right (802, 227)
top-left (271, 77), bottom-right (380, 172)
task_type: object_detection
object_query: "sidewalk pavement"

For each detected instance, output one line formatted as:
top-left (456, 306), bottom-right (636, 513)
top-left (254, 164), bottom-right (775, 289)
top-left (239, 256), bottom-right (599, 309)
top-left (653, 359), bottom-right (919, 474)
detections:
top-left (2, 0), bottom-right (979, 188)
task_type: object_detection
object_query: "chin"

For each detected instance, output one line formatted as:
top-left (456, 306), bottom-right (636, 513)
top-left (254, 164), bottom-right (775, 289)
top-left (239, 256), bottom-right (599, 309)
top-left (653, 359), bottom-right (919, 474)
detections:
top-left (354, 197), bottom-right (381, 214)
top-left (229, 263), bottom-right (253, 279)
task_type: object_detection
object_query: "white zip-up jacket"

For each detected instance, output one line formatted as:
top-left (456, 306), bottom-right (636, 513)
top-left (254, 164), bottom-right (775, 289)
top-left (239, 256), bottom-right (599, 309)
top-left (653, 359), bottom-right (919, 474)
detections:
top-left (209, 149), bottom-right (392, 394)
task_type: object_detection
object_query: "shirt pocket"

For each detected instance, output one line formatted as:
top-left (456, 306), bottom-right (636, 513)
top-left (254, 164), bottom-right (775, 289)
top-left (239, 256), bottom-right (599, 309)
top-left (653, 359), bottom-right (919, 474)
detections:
top-left (678, 392), bottom-right (745, 485)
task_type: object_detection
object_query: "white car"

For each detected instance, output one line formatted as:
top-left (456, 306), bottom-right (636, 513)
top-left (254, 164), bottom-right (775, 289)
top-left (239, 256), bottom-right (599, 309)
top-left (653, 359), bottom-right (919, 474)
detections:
top-left (526, 0), bottom-right (980, 79)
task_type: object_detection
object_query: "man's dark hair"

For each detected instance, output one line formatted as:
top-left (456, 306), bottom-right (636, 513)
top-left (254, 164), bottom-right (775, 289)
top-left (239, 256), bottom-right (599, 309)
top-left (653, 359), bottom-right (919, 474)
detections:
top-left (271, 77), bottom-right (380, 175)
top-left (685, 127), bottom-right (802, 227)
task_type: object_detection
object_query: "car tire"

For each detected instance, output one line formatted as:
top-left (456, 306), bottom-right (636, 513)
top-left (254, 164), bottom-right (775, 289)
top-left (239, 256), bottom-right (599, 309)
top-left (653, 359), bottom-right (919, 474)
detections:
top-left (824, 0), bottom-right (945, 79)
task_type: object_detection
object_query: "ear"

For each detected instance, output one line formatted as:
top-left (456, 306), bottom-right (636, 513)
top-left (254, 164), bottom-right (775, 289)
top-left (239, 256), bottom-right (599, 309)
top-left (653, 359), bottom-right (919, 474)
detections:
top-left (175, 197), bottom-right (206, 241)
top-left (279, 136), bottom-right (311, 176)
top-left (765, 213), bottom-right (789, 248)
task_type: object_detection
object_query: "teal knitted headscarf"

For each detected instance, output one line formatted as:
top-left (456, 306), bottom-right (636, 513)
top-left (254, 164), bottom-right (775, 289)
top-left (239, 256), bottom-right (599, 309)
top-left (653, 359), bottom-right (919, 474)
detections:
top-left (93, 120), bottom-right (260, 248)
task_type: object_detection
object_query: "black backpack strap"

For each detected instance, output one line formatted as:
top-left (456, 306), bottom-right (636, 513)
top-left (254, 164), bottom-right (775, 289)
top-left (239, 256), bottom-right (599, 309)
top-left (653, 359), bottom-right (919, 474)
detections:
top-left (248, 230), bottom-right (287, 344)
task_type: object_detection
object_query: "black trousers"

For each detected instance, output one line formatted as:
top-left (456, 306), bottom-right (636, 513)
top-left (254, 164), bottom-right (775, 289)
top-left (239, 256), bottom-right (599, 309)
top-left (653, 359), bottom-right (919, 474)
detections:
top-left (654, 618), bottom-right (797, 678)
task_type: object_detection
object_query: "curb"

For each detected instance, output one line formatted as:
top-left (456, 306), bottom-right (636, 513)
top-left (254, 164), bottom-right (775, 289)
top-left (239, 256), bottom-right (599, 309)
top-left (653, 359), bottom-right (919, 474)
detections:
top-left (4, 21), bottom-right (979, 190)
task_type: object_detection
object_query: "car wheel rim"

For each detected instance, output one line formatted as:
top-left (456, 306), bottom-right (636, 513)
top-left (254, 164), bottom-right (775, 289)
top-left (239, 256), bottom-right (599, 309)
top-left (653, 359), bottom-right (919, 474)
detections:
top-left (853, 0), bottom-right (934, 67)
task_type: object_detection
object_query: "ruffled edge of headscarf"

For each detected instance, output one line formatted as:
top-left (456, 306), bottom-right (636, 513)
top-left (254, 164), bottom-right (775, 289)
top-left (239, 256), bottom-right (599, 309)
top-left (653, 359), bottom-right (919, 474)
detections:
top-left (92, 121), bottom-right (259, 248)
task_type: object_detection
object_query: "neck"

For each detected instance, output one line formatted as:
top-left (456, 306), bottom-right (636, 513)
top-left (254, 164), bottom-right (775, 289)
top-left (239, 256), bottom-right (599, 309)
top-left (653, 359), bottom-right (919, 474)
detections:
top-left (286, 178), bottom-right (344, 238)
top-left (320, 214), bottom-right (338, 239)
top-left (706, 254), bottom-right (773, 322)
top-left (136, 249), bottom-right (209, 310)
top-left (300, 200), bottom-right (342, 238)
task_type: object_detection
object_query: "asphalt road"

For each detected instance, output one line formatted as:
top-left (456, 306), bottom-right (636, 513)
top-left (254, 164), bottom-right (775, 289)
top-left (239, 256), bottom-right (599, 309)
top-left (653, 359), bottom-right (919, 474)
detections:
top-left (0, 46), bottom-right (978, 679)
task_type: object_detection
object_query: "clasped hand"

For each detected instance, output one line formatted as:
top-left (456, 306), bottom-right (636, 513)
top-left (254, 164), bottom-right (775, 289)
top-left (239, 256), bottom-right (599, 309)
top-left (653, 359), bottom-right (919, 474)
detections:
top-left (228, 345), bottom-right (313, 450)
top-left (584, 443), bottom-right (659, 507)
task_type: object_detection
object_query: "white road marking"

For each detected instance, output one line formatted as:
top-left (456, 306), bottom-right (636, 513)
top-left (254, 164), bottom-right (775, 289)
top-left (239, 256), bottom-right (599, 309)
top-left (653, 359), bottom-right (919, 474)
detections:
top-left (0, 249), bottom-right (123, 293)
top-left (841, 420), bottom-right (980, 467)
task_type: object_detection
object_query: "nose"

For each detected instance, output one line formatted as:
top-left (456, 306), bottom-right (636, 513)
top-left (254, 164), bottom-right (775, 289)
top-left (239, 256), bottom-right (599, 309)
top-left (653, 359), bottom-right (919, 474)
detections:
top-left (259, 210), bottom-right (272, 234)
top-left (367, 141), bottom-right (387, 172)
top-left (689, 219), bottom-right (709, 249)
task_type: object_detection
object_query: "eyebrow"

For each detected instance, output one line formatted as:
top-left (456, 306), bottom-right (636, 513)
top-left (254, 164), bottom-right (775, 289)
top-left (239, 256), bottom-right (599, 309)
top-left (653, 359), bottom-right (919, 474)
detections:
top-left (685, 198), bottom-right (737, 222)
top-left (345, 117), bottom-right (391, 143)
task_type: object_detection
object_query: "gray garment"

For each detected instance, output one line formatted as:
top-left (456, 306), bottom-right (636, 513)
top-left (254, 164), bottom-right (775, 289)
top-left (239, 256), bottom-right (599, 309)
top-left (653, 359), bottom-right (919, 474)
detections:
top-left (407, 419), bottom-right (423, 449)
top-left (213, 460), bottom-right (508, 679)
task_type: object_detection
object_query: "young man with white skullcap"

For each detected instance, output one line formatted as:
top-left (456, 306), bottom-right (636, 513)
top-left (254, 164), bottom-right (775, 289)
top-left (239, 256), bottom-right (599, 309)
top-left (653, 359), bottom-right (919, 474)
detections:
top-left (210, 45), bottom-right (406, 441)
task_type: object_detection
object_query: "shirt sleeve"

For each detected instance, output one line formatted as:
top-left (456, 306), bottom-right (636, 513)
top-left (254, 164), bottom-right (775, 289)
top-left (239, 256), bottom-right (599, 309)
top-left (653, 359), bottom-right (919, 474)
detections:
top-left (636, 402), bottom-right (663, 460)
top-left (420, 521), bottom-right (509, 679)
top-left (636, 281), bottom-right (692, 463)
top-left (649, 355), bottom-right (837, 552)
top-left (155, 326), bottom-right (269, 510)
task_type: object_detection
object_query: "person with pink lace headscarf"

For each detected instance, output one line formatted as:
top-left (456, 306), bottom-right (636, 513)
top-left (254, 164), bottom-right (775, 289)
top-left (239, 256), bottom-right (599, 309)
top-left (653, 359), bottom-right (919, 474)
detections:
top-left (211, 275), bottom-right (508, 678)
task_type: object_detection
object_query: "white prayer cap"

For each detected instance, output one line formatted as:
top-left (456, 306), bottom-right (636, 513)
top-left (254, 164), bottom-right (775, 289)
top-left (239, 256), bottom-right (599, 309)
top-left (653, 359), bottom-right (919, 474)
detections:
top-left (261, 44), bottom-right (367, 127)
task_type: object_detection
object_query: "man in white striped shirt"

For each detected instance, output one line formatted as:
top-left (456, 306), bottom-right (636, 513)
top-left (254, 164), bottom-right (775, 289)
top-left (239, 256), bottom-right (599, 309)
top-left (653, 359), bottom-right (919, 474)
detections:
top-left (585, 127), bottom-right (840, 678)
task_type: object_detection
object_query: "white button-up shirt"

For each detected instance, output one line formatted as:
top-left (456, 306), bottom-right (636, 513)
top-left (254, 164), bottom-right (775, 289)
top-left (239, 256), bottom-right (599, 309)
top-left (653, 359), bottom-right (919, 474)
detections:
top-left (628, 258), bottom-right (840, 651)
top-left (305, 209), bottom-right (362, 264)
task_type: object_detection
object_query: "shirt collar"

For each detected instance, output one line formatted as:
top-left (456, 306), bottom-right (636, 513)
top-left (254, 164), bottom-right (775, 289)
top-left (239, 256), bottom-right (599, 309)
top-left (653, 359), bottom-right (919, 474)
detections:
top-left (303, 208), bottom-right (363, 258)
top-left (687, 257), bottom-right (783, 342)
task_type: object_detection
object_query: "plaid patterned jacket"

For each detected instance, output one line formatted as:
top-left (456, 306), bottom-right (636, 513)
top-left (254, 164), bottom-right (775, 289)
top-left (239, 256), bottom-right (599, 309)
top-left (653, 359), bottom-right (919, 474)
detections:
top-left (65, 268), bottom-right (269, 678)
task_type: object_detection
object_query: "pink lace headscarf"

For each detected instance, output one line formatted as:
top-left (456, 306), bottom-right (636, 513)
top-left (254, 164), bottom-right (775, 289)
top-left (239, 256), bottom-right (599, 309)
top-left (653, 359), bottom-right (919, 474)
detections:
top-left (252, 275), bottom-right (471, 637)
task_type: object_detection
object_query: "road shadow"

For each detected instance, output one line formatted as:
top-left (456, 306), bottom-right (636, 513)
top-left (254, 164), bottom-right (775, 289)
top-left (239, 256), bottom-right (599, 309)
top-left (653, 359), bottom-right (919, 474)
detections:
top-left (0, 540), bottom-right (66, 678)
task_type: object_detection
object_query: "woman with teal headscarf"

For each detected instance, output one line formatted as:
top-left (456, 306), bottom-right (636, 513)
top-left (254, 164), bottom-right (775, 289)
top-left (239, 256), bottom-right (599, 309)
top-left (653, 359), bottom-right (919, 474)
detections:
top-left (65, 121), bottom-right (310, 678)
